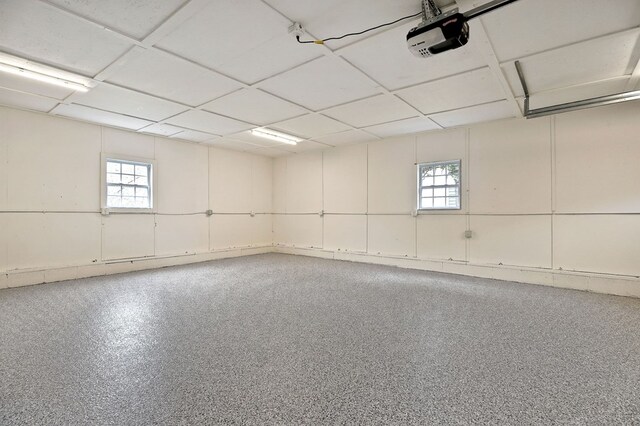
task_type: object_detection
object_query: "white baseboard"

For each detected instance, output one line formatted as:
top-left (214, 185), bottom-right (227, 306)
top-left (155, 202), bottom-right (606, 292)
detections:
top-left (1, 246), bottom-right (272, 289)
top-left (272, 246), bottom-right (640, 299)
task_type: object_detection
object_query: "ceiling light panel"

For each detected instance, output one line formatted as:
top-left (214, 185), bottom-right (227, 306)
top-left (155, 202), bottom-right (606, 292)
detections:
top-left (363, 116), bottom-right (441, 138)
top-left (165, 110), bottom-right (253, 135)
top-left (259, 56), bottom-right (381, 110)
top-left (0, 87), bottom-right (60, 112)
top-left (503, 29), bottom-right (640, 96)
top-left (0, 68), bottom-right (74, 100)
top-left (224, 131), bottom-right (290, 147)
top-left (0, 0), bottom-right (132, 75)
top-left (396, 67), bottom-right (505, 115)
top-left (51, 103), bottom-right (153, 130)
top-left (323, 94), bottom-right (419, 128)
top-left (272, 113), bottom-right (351, 139)
top-left (156, 0), bottom-right (290, 70)
top-left (482, 0), bottom-right (640, 61)
top-left (339, 20), bottom-right (488, 91)
top-left (106, 48), bottom-right (243, 107)
top-left (250, 128), bottom-right (301, 145)
top-left (202, 88), bottom-right (308, 125)
top-left (72, 84), bottom-right (188, 121)
top-left (46, 0), bottom-right (188, 40)
top-left (429, 100), bottom-right (514, 128)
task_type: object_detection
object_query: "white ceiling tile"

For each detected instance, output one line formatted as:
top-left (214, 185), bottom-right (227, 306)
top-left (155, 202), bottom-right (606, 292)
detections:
top-left (339, 20), bottom-right (488, 91)
top-left (396, 67), bottom-right (505, 114)
top-left (258, 56), bottom-right (381, 110)
top-left (516, 78), bottom-right (631, 112)
top-left (165, 110), bottom-right (253, 135)
top-left (503, 29), bottom-right (640, 96)
top-left (0, 0), bottom-right (132, 75)
top-left (0, 72), bottom-right (73, 100)
top-left (72, 83), bottom-right (187, 121)
top-left (214, 34), bottom-right (323, 84)
top-left (156, 0), bottom-right (290, 70)
top-left (482, 0), bottom-right (640, 61)
top-left (272, 114), bottom-right (351, 138)
top-left (429, 100), bottom-right (515, 128)
top-left (0, 87), bottom-right (59, 112)
top-left (363, 116), bottom-right (440, 138)
top-left (170, 129), bottom-right (219, 143)
top-left (206, 138), bottom-right (257, 152)
top-left (268, 0), bottom-right (422, 50)
top-left (202, 88), bottom-right (307, 125)
top-left (106, 48), bottom-right (243, 106)
top-left (47, 0), bottom-right (188, 40)
top-left (138, 123), bottom-right (183, 136)
top-left (312, 129), bottom-right (378, 147)
top-left (51, 103), bottom-right (152, 130)
top-left (323, 94), bottom-right (419, 128)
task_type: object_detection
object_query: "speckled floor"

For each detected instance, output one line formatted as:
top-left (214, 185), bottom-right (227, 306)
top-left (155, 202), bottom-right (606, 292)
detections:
top-left (1, 254), bottom-right (639, 425)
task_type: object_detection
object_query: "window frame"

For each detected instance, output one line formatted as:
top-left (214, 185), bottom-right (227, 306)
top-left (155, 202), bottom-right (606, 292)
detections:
top-left (416, 159), bottom-right (462, 211)
top-left (100, 153), bottom-right (157, 213)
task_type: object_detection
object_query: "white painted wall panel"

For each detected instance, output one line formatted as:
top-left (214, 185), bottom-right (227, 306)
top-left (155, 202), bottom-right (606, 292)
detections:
top-left (0, 215), bottom-right (8, 272)
top-left (323, 215), bottom-right (367, 252)
top-left (469, 118), bottom-right (551, 214)
top-left (210, 214), bottom-right (272, 250)
top-left (417, 215), bottom-right (466, 261)
top-left (155, 138), bottom-right (208, 214)
top-left (6, 213), bottom-right (101, 270)
top-left (555, 102), bottom-right (640, 213)
top-left (286, 152), bottom-right (323, 213)
top-left (273, 215), bottom-right (322, 248)
top-left (155, 215), bottom-right (209, 256)
top-left (102, 214), bottom-right (155, 260)
top-left (368, 215), bottom-right (416, 257)
top-left (210, 148), bottom-right (252, 213)
top-left (5, 108), bottom-right (101, 211)
top-left (469, 215), bottom-right (552, 268)
top-left (0, 108), bottom-right (7, 211)
top-left (102, 127), bottom-right (155, 159)
top-left (323, 144), bottom-right (367, 213)
top-left (368, 137), bottom-right (415, 214)
top-left (272, 157), bottom-right (287, 214)
top-left (251, 155), bottom-right (273, 213)
top-left (554, 215), bottom-right (640, 276)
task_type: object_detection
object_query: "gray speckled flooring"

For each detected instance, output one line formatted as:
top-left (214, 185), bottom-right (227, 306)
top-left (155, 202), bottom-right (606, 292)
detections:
top-left (1, 254), bottom-right (639, 425)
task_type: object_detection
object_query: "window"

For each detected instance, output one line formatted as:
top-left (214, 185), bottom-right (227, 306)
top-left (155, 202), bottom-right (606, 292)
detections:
top-left (417, 160), bottom-right (461, 210)
top-left (102, 156), bottom-right (154, 210)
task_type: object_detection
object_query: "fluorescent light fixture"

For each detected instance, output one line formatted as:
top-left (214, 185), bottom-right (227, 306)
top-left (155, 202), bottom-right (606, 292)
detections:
top-left (250, 128), bottom-right (301, 145)
top-left (0, 62), bottom-right (90, 92)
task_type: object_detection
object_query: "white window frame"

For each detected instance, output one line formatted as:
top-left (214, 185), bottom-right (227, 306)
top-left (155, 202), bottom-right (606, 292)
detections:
top-left (101, 153), bottom-right (157, 213)
top-left (417, 159), bottom-right (461, 211)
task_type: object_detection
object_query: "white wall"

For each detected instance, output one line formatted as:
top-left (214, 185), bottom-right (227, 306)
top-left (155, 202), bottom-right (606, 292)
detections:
top-left (0, 106), bottom-right (272, 287)
top-left (273, 101), bottom-right (640, 295)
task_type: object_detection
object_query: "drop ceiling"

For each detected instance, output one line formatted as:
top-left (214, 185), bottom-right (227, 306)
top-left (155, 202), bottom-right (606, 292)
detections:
top-left (0, 0), bottom-right (639, 156)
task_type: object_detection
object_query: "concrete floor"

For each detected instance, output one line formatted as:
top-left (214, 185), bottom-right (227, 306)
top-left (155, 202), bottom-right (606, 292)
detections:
top-left (1, 254), bottom-right (639, 425)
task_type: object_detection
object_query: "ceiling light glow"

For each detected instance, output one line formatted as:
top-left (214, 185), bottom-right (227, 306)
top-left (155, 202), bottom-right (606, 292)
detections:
top-left (0, 62), bottom-right (90, 92)
top-left (250, 128), bottom-right (301, 145)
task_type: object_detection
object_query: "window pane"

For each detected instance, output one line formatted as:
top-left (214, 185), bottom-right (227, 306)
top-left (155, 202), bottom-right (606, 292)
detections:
top-left (136, 187), bottom-right (148, 197)
top-left (121, 163), bottom-right (135, 174)
top-left (434, 197), bottom-right (446, 208)
top-left (135, 165), bottom-right (148, 176)
top-left (447, 187), bottom-right (458, 196)
top-left (107, 196), bottom-right (121, 208)
top-left (135, 176), bottom-right (148, 186)
top-left (421, 176), bottom-right (434, 186)
top-left (122, 186), bottom-right (135, 196)
top-left (434, 176), bottom-right (446, 185)
top-left (446, 176), bottom-right (457, 185)
top-left (421, 198), bottom-right (433, 208)
top-left (107, 185), bottom-right (121, 195)
top-left (134, 197), bottom-right (149, 208)
top-left (435, 167), bottom-right (446, 175)
top-left (121, 174), bottom-right (135, 185)
top-left (106, 173), bottom-right (121, 183)
top-left (421, 188), bottom-right (433, 197)
top-left (121, 196), bottom-right (136, 207)
top-left (434, 187), bottom-right (445, 197)
top-left (106, 162), bottom-right (120, 173)
top-left (447, 197), bottom-right (459, 207)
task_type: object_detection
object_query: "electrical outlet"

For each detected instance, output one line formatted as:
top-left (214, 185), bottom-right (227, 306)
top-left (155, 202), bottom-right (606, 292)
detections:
top-left (288, 22), bottom-right (304, 37)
